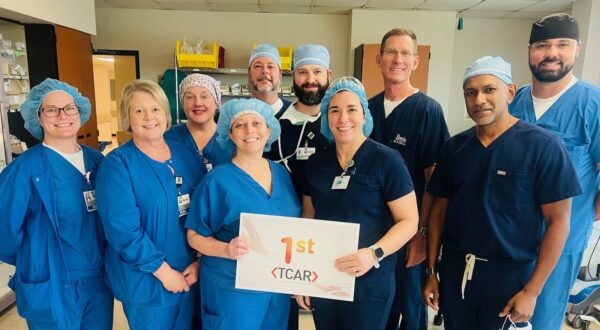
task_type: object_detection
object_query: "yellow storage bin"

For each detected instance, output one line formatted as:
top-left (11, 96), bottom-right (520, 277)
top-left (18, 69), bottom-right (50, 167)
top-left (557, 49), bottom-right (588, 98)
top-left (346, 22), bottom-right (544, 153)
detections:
top-left (176, 40), bottom-right (219, 68)
top-left (252, 44), bottom-right (293, 71)
top-left (278, 46), bottom-right (292, 71)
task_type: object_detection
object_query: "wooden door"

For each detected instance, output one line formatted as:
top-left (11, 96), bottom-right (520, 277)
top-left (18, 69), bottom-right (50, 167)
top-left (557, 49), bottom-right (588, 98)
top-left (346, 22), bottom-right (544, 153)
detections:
top-left (55, 25), bottom-right (98, 148)
top-left (355, 44), bottom-right (430, 99)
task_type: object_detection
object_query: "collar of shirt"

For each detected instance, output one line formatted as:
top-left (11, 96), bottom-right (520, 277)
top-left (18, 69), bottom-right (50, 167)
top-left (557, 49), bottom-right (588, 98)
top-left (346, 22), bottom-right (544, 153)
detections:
top-left (279, 103), bottom-right (321, 125)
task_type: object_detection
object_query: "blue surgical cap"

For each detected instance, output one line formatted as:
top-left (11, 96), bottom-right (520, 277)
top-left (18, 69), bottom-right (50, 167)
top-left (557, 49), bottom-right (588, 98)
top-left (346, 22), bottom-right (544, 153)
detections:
top-left (249, 44), bottom-right (281, 68)
top-left (320, 76), bottom-right (373, 143)
top-left (19, 78), bottom-right (92, 140)
top-left (463, 56), bottom-right (512, 85)
top-left (216, 98), bottom-right (281, 157)
top-left (293, 44), bottom-right (330, 69)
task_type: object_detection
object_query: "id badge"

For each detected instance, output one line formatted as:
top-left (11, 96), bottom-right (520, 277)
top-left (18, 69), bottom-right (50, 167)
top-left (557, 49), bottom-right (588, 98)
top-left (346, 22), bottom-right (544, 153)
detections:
top-left (83, 190), bottom-right (97, 212)
top-left (205, 163), bottom-right (213, 172)
top-left (178, 193), bottom-right (191, 217)
top-left (331, 175), bottom-right (350, 190)
top-left (296, 147), bottom-right (316, 160)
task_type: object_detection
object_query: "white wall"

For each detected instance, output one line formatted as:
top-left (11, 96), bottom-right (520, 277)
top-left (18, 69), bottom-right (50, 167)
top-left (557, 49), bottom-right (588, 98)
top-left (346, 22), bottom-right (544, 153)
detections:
top-left (350, 10), bottom-right (457, 116)
top-left (572, 0), bottom-right (600, 85)
top-left (448, 18), bottom-right (533, 135)
top-left (0, 0), bottom-right (95, 35)
top-left (93, 8), bottom-right (350, 83)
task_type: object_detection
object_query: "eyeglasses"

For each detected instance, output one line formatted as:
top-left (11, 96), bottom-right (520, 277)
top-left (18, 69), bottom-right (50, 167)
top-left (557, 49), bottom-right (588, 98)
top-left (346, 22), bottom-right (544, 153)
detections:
top-left (39, 104), bottom-right (79, 118)
top-left (382, 49), bottom-right (414, 58)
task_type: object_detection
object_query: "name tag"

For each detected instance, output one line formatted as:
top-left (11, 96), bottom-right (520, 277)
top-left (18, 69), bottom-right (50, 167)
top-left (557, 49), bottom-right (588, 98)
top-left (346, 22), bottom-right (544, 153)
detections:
top-left (178, 193), bottom-right (191, 217)
top-left (331, 176), bottom-right (350, 190)
top-left (296, 147), bottom-right (316, 160)
top-left (83, 190), bottom-right (97, 212)
top-left (205, 163), bottom-right (213, 172)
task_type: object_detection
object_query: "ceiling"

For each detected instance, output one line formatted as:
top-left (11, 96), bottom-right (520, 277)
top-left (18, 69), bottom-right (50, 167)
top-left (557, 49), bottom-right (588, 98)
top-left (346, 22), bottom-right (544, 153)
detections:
top-left (95, 0), bottom-right (576, 19)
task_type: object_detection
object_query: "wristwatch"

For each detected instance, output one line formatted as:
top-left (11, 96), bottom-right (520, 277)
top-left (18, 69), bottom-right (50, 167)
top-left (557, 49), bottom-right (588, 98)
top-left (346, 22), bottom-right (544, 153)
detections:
top-left (369, 245), bottom-right (385, 269)
top-left (419, 226), bottom-right (427, 238)
top-left (425, 266), bottom-right (437, 276)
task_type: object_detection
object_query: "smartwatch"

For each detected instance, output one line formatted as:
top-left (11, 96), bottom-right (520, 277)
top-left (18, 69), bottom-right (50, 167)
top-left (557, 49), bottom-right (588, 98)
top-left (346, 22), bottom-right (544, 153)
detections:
top-left (369, 245), bottom-right (385, 269)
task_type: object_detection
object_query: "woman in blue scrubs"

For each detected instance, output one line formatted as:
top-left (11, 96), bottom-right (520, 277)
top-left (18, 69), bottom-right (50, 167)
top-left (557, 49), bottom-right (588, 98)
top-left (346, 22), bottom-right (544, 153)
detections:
top-left (0, 79), bottom-right (113, 329)
top-left (186, 98), bottom-right (301, 330)
top-left (96, 80), bottom-right (204, 329)
top-left (164, 73), bottom-right (229, 172)
top-left (296, 77), bottom-right (419, 330)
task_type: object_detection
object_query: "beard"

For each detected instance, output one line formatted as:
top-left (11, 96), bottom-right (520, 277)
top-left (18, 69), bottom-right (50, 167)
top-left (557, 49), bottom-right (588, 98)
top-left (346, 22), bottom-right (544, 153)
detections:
top-left (529, 58), bottom-right (573, 83)
top-left (293, 81), bottom-right (329, 106)
top-left (250, 76), bottom-right (278, 93)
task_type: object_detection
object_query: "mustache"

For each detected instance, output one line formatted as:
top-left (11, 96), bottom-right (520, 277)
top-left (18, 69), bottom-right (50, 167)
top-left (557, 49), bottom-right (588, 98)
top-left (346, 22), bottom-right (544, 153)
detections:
top-left (540, 57), bottom-right (562, 66)
top-left (301, 82), bottom-right (322, 88)
top-left (257, 76), bottom-right (273, 82)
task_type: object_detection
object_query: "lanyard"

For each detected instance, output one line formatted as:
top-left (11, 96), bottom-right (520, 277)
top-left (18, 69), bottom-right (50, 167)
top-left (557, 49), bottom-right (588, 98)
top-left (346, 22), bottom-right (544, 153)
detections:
top-left (275, 120), bottom-right (309, 172)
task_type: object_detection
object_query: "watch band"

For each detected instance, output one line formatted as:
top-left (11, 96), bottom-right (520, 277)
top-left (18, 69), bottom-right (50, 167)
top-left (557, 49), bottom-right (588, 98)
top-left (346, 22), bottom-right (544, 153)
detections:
top-left (369, 245), bottom-right (384, 269)
top-left (425, 266), bottom-right (437, 276)
top-left (419, 226), bottom-right (427, 238)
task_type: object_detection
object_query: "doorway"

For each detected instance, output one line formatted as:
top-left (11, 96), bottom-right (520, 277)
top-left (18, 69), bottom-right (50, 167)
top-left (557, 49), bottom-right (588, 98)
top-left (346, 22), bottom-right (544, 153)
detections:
top-left (92, 49), bottom-right (139, 154)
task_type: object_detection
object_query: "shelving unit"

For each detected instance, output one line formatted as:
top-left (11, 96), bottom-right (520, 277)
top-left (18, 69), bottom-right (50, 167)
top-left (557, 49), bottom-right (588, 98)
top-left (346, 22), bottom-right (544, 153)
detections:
top-left (173, 48), bottom-right (296, 124)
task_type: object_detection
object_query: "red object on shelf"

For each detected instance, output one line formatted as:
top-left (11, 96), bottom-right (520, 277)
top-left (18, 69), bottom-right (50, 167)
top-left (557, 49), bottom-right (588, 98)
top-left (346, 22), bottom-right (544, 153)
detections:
top-left (218, 46), bottom-right (225, 68)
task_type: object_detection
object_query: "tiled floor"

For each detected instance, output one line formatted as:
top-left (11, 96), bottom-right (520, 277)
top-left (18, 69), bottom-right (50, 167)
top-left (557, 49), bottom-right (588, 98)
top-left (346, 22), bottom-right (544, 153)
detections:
top-left (1, 300), bottom-right (595, 329)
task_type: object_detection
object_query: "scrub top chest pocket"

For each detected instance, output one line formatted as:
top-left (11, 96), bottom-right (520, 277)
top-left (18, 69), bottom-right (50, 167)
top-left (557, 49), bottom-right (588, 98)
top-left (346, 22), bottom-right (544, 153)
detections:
top-left (490, 168), bottom-right (534, 210)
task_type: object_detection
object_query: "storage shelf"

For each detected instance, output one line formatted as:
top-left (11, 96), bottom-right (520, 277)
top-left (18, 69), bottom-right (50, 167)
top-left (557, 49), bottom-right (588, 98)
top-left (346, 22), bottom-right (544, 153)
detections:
top-left (179, 67), bottom-right (293, 76)
top-left (2, 75), bottom-right (29, 80)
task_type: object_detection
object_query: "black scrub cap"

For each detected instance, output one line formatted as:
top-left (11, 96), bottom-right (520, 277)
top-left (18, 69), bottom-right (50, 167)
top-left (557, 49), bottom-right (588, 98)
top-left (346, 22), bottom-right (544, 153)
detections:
top-left (529, 13), bottom-right (579, 44)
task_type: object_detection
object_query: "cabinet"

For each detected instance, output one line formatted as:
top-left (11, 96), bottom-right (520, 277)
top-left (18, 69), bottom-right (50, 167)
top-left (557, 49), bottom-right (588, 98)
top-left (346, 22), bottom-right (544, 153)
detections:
top-left (0, 19), bottom-right (31, 170)
top-left (172, 51), bottom-right (296, 124)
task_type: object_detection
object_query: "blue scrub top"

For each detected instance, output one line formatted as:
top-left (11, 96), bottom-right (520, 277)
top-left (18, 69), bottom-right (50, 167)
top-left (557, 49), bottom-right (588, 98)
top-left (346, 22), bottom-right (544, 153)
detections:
top-left (510, 81), bottom-right (600, 254)
top-left (45, 147), bottom-right (104, 278)
top-left (96, 140), bottom-right (204, 306)
top-left (303, 139), bottom-right (414, 287)
top-left (428, 120), bottom-right (582, 262)
top-left (164, 124), bottom-right (231, 171)
top-left (185, 160), bottom-right (301, 289)
top-left (369, 91), bottom-right (449, 206)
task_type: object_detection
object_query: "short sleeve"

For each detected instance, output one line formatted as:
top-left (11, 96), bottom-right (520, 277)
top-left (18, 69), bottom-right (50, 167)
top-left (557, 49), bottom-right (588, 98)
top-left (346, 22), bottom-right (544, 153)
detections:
top-left (185, 176), bottom-right (222, 237)
top-left (380, 149), bottom-right (414, 202)
top-left (534, 135), bottom-right (583, 204)
top-left (418, 101), bottom-right (450, 170)
top-left (427, 140), bottom-right (454, 198)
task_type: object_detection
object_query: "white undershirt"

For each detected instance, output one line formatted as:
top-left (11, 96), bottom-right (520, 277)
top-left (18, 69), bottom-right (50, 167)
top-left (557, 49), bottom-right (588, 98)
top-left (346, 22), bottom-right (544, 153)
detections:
top-left (270, 98), bottom-right (284, 115)
top-left (43, 143), bottom-right (86, 175)
top-left (279, 103), bottom-right (320, 125)
top-left (384, 89), bottom-right (419, 118)
top-left (532, 77), bottom-right (577, 120)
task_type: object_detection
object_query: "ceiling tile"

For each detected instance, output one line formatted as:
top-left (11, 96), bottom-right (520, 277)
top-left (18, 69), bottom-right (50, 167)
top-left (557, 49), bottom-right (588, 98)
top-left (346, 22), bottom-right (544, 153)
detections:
top-left (363, 0), bottom-right (424, 9)
top-left (260, 0), bottom-right (311, 5)
top-left (417, 0), bottom-right (482, 11)
top-left (312, 0), bottom-right (368, 8)
top-left (468, 0), bottom-right (540, 11)
top-left (521, 0), bottom-right (573, 12)
top-left (459, 10), bottom-right (514, 18)
top-left (308, 6), bottom-right (353, 14)
top-left (260, 5), bottom-right (310, 13)
top-left (110, 0), bottom-right (164, 9)
top-left (504, 10), bottom-right (556, 19)
top-left (208, 3), bottom-right (261, 11)
top-left (157, 1), bottom-right (212, 10)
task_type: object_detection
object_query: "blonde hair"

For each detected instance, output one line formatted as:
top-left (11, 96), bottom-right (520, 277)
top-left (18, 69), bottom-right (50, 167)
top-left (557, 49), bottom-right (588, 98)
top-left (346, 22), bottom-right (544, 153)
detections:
top-left (119, 79), bottom-right (172, 132)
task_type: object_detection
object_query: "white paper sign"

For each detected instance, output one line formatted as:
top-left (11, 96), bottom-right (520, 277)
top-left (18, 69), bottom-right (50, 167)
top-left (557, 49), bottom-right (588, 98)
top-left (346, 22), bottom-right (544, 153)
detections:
top-left (235, 212), bottom-right (360, 301)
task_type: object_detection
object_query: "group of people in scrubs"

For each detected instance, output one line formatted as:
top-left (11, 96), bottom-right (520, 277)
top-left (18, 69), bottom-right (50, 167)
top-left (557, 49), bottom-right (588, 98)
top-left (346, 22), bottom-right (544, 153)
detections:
top-left (0, 11), bottom-right (599, 330)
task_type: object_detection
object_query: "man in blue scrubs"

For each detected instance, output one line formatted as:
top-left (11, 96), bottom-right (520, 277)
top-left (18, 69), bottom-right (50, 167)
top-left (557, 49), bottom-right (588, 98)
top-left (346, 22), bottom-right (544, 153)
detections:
top-left (509, 13), bottom-right (600, 330)
top-left (265, 43), bottom-right (332, 330)
top-left (368, 27), bottom-right (449, 330)
top-left (249, 44), bottom-right (291, 115)
top-left (423, 56), bottom-right (581, 329)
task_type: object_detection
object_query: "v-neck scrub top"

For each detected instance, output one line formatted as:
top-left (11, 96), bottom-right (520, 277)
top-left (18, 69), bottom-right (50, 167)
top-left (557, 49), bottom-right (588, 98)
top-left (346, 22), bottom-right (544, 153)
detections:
top-left (303, 139), bottom-right (414, 287)
top-left (428, 120), bottom-right (582, 262)
top-left (164, 124), bottom-right (231, 170)
top-left (96, 140), bottom-right (204, 306)
top-left (185, 160), bottom-right (301, 289)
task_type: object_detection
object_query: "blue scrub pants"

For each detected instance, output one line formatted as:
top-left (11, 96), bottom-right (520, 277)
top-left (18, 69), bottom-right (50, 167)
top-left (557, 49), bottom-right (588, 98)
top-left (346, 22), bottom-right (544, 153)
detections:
top-left (200, 276), bottom-right (290, 329)
top-left (385, 246), bottom-right (427, 330)
top-left (122, 295), bottom-right (195, 330)
top-left (439, 251), bottom-right (534, 330)
top-left (530, 251), bottom-right (583, 330)
top-left (27, 275), bottom-right (114, 330)
top-left (312, 270), bottom-right (394, 330)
